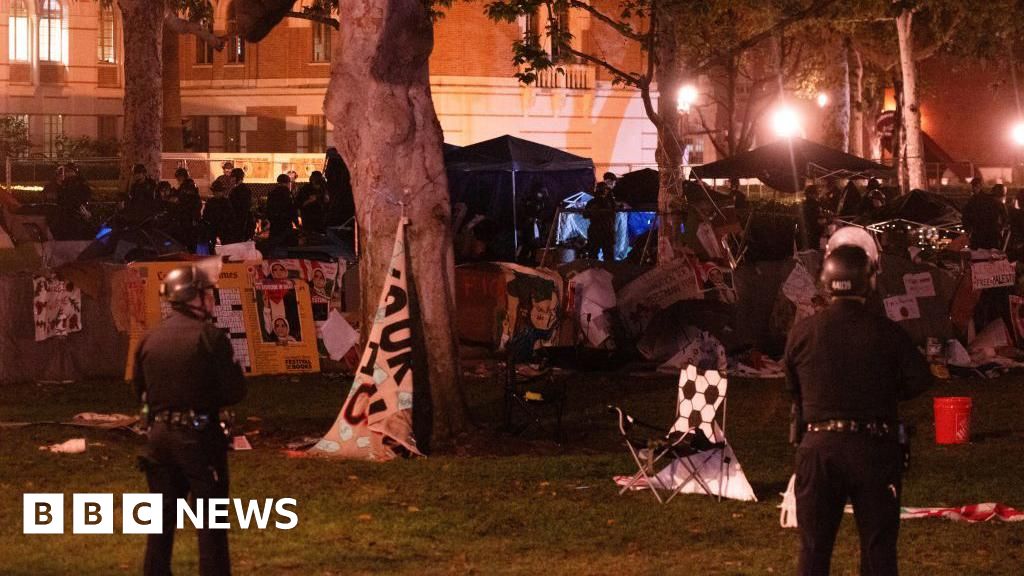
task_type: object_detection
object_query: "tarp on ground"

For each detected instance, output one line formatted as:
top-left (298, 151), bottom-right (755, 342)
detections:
top-left (447, 135), bottom-right (596, 260)
top-left (0, 265), bottom-right (129, 384)
top-left (692, 138), bottom-right (892, 193)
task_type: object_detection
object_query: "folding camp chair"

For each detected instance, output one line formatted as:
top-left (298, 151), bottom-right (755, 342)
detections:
top-left (613, 365), bottom-right (731, 503)
top-left (497, 333), bottom-right (567, 443)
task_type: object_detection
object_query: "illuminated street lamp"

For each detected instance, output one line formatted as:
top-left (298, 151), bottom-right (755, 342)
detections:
top-left (771, 105), bottom-right (802, 139)
top-left (677, 84), bottom-right (698, 112)
top-left (1012, 121), bottom-right (1024, 146)
top-left (816, 92), bottom-right (829, 108)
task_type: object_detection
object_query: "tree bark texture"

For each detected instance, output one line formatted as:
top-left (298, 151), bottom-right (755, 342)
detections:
top-left (824, 39), bottom-right (851, 153)
top-left (118, 0), bottom-right (164, 190)
top-left (895, 10), bottom-right (926, 191)
top-left (652, 6), bottom-right (686, 265)
top-left (323, 0), bottom-right (467, 448)
top-left (162, 27), bottom-right (183, 152)
top-left (850, 41), bottom-right (865, 158)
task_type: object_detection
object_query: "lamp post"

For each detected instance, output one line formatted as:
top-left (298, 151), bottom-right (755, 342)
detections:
top-left (771, 105), bottom-right (803, 140)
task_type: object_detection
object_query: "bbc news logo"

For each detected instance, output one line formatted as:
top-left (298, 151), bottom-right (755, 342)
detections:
top-left (23, 494), bottom-right (298, 534)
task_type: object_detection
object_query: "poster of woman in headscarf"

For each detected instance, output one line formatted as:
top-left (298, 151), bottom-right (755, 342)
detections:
top-left (254, 272), bottom-right (302, 345)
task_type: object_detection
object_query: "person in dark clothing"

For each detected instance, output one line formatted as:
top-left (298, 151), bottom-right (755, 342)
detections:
top-left (134, 262), bottom-right (246, 576)
top-left (800, 185), bottom-right (826, 250)
top-left (324, 147), bottom-right (355, 227)
top-left (172, 179), bottom-right (203, 252)
top-left (227, 167), bottom-right (255, 243)
top-left (785, 236), bottom-right (931, 576)
top-left (1008, 189), bottom-right (1024, 260)
top-left (962, 183), bottom-right (1008, 249)
top-left (126, 163), bottom-right (160, 216)
top-left (200, 184), bottom-right (234, 253)
top-left (518, 182), bottom-right (552, 263)
top-left (209, 160), bottom-right (234, 197)
top-left (296, 170), bottom-right (329, 234)
top-left (836, 181), bottom-right (863, 219)
top-left (52, 163), bottom-right (94, 240)
top-left (585, 182), bottom-right (617, 261)
top-left (265, 174), bottom-right (298, 240)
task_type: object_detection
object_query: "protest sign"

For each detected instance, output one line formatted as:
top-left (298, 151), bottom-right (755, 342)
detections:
top-left (971, 260), bottom-right (1015, 290)
top-left (884, 295), bottom-right (921, 322)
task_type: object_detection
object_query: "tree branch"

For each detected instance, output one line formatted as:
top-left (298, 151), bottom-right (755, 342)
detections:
top-left (164, 14), bottom-right (225, 49)
top-left (284, 10), bottom-right (340, 30)
top-left (568, 0), bottom-right (645, 43)
top-left (562, 44), bottom-right (643, 87)
top-left (694, 0), bottom-right (840, 74)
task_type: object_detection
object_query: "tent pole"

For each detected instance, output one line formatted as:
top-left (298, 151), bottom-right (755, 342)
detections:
top-left (512, 170), bottom-right (519, 259)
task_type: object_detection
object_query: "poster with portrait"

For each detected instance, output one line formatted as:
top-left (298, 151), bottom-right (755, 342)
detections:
top-left (33, 276), bottom-right (83, 342)
top-left (252, 259), bottom-right (345, 355)
top-left (696, 262), bottom-right (737, 304)
top-left (126, 260), bottom-right (320, 380)
top-left (497, 264), bottom-right (563, 355)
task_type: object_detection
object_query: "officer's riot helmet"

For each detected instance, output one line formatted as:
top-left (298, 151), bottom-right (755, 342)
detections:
top-left (821, 245), bottom-right (875, 297)
top-left (825, 226), bottom-right (879, 269)
top-left (159, 258), bottom-right (222, 304)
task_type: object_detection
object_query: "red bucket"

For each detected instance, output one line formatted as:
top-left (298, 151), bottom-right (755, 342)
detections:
top-left (933, 397), bottom-right (972, 444)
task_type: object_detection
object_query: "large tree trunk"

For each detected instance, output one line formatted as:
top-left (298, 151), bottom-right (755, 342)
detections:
top-left (324, 0), bottom-right (467, 449)
top-left (895, 9), bottom-right (926, 191)
top-left (652, 7), bottom-right (686, 265)
top-left (118, 0), bottom-right (164, 191)
top-left (849, 40), bottom-right (865, 158)
top-left (825, 39), bottom-right (851, 152)
top-left (162, 27), bottom-right (184, 152)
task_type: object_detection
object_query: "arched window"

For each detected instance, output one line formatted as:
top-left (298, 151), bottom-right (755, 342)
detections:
top-left (97, 2), bottom-right (116, 63)
top-left (8, 0), bottom-right (30, 62)
top-left (38, 0), bottom-right (65, 63)
top-left (226, 2), bottom-right (245, 64)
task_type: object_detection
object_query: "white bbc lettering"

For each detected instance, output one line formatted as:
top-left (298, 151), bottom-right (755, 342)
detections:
top-left (73, 494), bottom-right (114, 534)
top-left (233, 498), bottom-right (273, 529)
top-left (23, 494), bottom-right (64, 534)
top-left (123, 494), bottom-right (163, 534)
top-left (274, 498), bottom-right (298, 529)
top-left (207, 498), bottom-right (231, 529)
top-left (176, 498), bottom-right (204, 529)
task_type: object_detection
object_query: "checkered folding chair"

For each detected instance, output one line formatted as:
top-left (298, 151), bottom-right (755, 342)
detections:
top-left (612, 365), bottom-right (730, 503)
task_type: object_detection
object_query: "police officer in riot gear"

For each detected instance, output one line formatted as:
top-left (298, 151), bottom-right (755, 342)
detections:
top-left (785, 228), bottom-right (931, 575)
top-left (134, 261), bottom-right (246, 576)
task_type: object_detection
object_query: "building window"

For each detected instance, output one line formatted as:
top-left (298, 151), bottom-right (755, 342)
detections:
top-left (307, 115), bottom-right (326, 152)
top-left (312, 21), bottom-right (331, 62)
top-left (184, 116), bottom-right (209, 152)
top-left (223, 116), bottom-right (240, 152)
top-left (8, 0), bottom-right (30, 62)
top-left (195, 19), bottom-right (214, 64)
top-left (226, 3), bottom-right (245, 64)
top-left (684, 136), bottom-right (705, 165)
top-left (97, 3), bottom-right (116, 63)
top-left (44, 115), bottom-right (64, 157)
top-left (97, 115), bottom-right (118, 142)
top-left (39, 0), bottom-right (65, 64)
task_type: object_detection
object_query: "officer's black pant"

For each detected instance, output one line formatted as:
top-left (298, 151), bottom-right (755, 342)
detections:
top-left (143, 422), bottom-right (231, 576)
top-left (796, 432), bottom-right (902, 576)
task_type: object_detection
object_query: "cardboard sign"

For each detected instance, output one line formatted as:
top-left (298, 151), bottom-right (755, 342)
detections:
top-left (884, 295), bottom-right (921, 322)
top-left (311, 221), bottom-right (420, 460)
top-left (903, 272), bottom-right (936, 298)
top-left (971, 260), bottom-right (1015, 290)
top-left (126, 261), bottom-right (320, 379)
top-left (618, 258), bottom-right (703, 335)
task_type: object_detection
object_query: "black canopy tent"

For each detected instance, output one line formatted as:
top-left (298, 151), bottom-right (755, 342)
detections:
top-left (613, 167), bottom-right (660, 209)
top-left (446, 135), bottom-right (595, 260)
top-left (691, 137), bottom-right (893, 193)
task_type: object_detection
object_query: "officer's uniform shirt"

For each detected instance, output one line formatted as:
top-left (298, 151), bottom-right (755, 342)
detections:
top-left (785, 299), bottom-right (931, 423)
top-left (134, 308), bottom-right (246, 414)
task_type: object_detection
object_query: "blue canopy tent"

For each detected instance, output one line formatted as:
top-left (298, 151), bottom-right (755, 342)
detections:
top-left (446, 135), bottom-right (596, 261)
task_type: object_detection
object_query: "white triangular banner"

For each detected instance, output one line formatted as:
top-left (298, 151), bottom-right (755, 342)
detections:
top-left (652, 423), bottom-right (757, 502)
top-left (310, 219), bottom-right (421, 460)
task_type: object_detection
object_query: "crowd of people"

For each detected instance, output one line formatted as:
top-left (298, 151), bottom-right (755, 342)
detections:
top-left (40, 148), bottom-right (356, 254)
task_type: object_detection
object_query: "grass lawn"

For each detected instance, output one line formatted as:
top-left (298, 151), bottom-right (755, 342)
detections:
top-left (1, 365), bottom-right (1022, 575)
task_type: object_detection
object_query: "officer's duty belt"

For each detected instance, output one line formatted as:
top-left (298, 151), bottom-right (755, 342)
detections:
top-left (807, 419), bottom-right (892, 437)
top-left (151, 409), bottom-right (229, 431)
